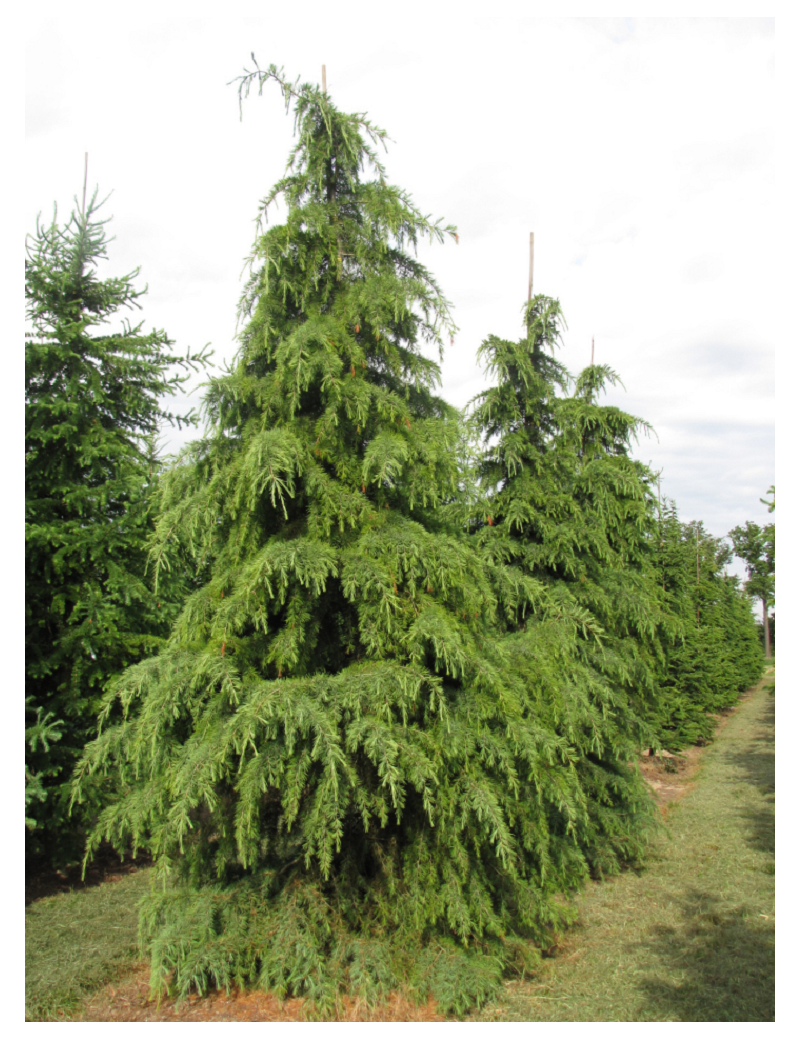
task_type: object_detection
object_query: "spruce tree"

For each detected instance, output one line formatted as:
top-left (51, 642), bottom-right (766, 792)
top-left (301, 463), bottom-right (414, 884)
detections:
top-left (25, 189), bottom-right (207, 861)
top-left (72, 67), bottom-right (660, 1016)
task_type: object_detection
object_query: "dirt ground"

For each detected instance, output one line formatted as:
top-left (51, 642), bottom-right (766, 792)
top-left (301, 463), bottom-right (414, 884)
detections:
top-left (638, 701), bottom-right (741, 816)
top-left (76, 965), bottom-right (445, 1023)
top-left (64, 679), bottom-right (770, 1023)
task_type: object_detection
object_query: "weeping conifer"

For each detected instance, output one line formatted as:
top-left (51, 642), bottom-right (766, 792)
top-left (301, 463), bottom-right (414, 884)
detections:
top-left (470, 296), bottom-right (665, 874)
top-left (470, 300), bottom-right (761, 762)
top-left (73, 67), bottom-right (607, 1015)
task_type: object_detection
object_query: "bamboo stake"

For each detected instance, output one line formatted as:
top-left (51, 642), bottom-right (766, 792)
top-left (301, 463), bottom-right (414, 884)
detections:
top-left (322, 65), bottom-right (327, 93)
top-left (591, 336), bottom-right (595, 366)
top-left (82, 152), bottom-right (88, 215)
top-left (528, 232), bottom-right (534, 303)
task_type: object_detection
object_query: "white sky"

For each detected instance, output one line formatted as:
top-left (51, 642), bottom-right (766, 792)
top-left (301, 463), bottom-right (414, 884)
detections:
top-left (24, 6), bottom-right (777, 583)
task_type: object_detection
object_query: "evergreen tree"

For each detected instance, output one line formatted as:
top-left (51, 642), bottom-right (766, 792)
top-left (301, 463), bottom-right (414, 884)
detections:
top-left (652, 506), bottom-right (763, 748)
top-left (469, 297), bottom-right (762, 761)
top-left (730, 489), bottom-right (775, 659)
top-left (71, 67), bottom-right (666, 1017)
top-left (25, 189), bottom-right (207, 862)
top-left (25, 698), bottom-right (63, 831)
top-left (470, 296), bottom-right (663, 875)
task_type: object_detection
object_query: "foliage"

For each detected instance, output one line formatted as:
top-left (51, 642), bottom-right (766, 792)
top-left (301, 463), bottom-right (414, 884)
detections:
top-left (652, 505), bottom-right (763, 749)
top-left (25, 189), bottom-right (209, 863)
top-left (469, 295), bottom-right (663, 871)
top-left (64, 62), bottom-right (766, 1016)
top-left (468, 296), bottom-right (762, 758)
top-left (25, 698), bottom-right (64, 831)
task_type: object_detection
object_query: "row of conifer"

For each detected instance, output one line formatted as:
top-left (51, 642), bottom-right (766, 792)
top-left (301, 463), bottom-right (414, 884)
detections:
top-left (26, 62), bottom-right (764, 1014)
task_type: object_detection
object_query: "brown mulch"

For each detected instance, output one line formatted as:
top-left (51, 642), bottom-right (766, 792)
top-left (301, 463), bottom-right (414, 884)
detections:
top-left (75, 965), bottom-right (445, 1022)
top-left (26, 843), bottom-right (152, 907)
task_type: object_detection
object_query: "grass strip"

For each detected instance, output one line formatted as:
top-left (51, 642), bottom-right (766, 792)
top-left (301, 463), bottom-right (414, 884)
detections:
top-left (477, 670), bottom-right (775, 1022)
top-left (25, 865), bottom-right (151, 1020)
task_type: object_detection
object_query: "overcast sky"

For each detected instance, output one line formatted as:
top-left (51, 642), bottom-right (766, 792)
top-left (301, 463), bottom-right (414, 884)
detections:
top-left (25, 10), bottom-right (776, 583)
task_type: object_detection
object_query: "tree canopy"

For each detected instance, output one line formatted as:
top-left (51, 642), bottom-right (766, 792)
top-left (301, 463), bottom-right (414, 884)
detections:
top-left (730, 490), bottom-right (775, 659)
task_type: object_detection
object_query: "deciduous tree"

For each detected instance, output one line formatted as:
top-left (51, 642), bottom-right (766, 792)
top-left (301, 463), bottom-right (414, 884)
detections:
top-left (730, 490), bottom-right (775, 658)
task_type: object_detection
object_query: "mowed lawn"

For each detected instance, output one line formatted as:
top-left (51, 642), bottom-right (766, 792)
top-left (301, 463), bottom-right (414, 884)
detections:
top-left (25, 865), bottom-right (151, 1020)
top-left (476, 668), bottom-right (775, 1022)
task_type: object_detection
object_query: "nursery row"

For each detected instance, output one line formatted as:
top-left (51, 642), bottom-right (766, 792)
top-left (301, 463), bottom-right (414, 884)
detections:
top-left (26, 63), bottom-right (766, 1014)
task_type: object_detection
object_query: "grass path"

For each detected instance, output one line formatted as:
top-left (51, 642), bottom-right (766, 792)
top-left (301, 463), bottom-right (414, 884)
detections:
top-left (476, 669), bottom-right (776, 1022)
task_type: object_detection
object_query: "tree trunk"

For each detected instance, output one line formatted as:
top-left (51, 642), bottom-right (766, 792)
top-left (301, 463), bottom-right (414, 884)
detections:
top-left (762, 597), bottom-right (772, 659)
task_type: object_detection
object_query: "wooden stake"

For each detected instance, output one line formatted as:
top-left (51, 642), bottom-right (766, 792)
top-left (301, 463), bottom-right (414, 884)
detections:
top-left (696, 523), bottom-right (701, 624)
top-left (657, 472), bottom-right (664, 591)
top-left (322, 65), bottom-right (327, 93)
top-left (528, 232), bottom-right (534, 303)
top-left (591, 336), bottom-right (595, 366)
top-left (696, 524), bottom-right (700, 584)
top-left (82, 152), bottom-right (88, 215)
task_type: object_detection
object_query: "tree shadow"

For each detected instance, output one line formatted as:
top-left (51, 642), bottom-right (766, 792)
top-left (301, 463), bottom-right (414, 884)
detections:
top-left (25, 842), bottom-right (152, 906)
top-left (723, 693), bottom-right (775, 856)
top-left (629, 694), bottom-right (775, 1022)
top-left (632, 888), bottom-right (774, 1021)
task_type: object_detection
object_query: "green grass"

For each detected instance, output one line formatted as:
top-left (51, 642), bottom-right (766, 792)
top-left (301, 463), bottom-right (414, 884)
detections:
top-left (475, 669), bottom-right (775, 1022)
top-left (25, 865), bottom-right (151, 1020)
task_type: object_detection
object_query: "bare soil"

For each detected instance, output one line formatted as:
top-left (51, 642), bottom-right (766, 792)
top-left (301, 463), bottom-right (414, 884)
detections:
top-left (638, 698), bottom-right (751, 816)
top-left (77, 965), bottom-right (445, 1022)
